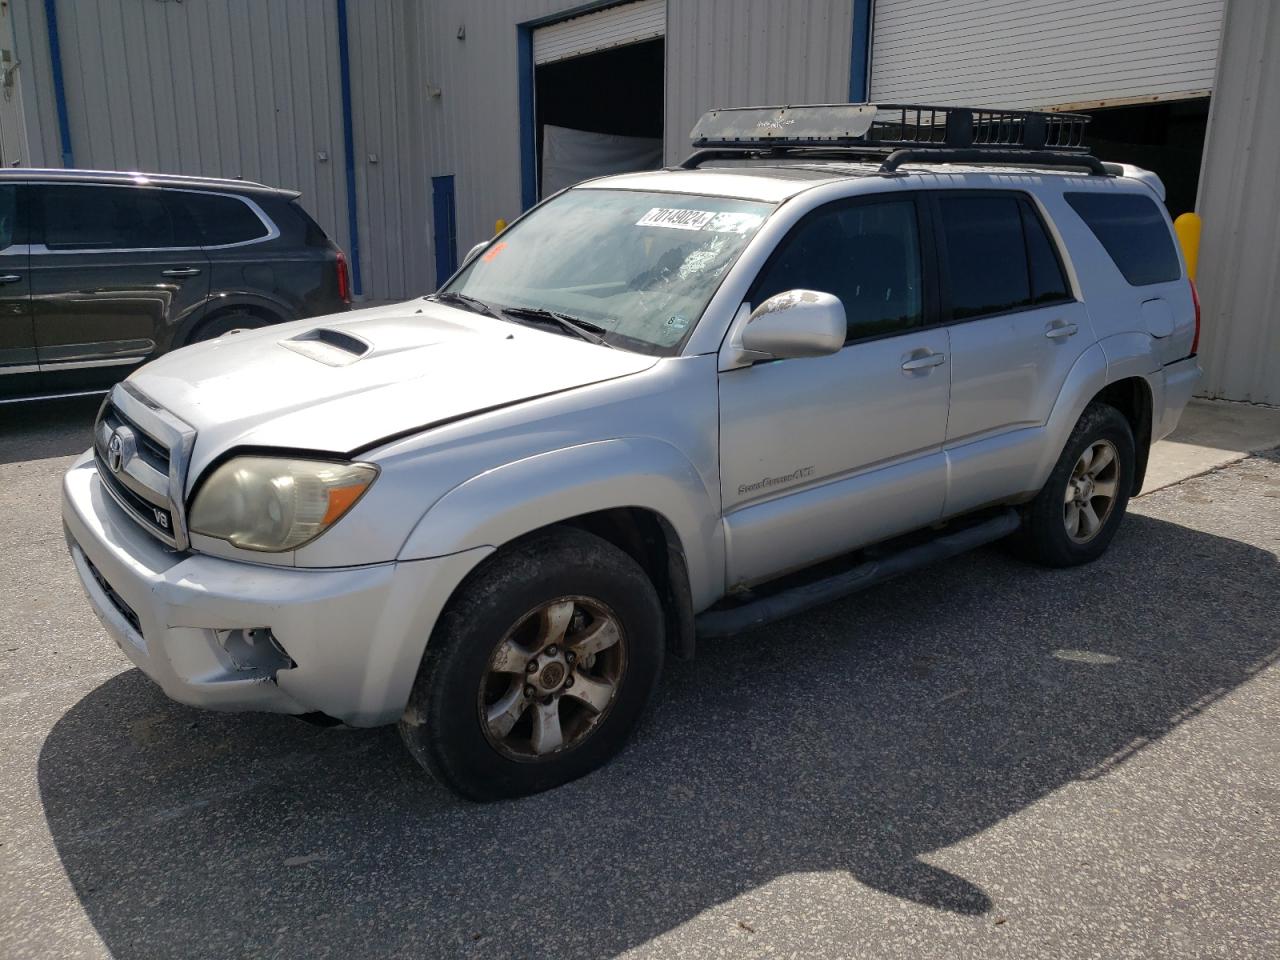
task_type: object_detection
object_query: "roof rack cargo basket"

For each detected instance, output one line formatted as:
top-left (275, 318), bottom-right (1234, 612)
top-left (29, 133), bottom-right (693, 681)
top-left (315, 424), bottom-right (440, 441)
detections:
top-left (682, 102), bottom-right (1106, 175)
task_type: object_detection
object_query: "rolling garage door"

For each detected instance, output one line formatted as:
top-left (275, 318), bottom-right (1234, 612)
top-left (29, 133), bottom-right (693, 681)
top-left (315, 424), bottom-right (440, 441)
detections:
top-left (870, 0), bottom-right (1225, 110)
top-left (533, 0), bottom-right (666, 66)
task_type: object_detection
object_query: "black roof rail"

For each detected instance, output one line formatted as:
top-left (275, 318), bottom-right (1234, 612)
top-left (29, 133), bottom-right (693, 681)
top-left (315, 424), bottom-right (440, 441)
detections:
top-left (680, 102), bottom-right (1108, 176)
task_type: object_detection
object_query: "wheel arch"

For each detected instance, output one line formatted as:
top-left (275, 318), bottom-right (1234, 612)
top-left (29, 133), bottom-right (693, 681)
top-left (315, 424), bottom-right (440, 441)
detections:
top-left (179, 296), bottom-right (290, 346)
top-left (1091, 376), bottom-right (1154, 495)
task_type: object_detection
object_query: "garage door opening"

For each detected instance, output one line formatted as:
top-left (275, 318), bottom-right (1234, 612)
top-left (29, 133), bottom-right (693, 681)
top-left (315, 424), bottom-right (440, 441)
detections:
top-left (1084, 98), bottom-right (1210, 217)
top-left (527, 0), bottom-right (665, 202)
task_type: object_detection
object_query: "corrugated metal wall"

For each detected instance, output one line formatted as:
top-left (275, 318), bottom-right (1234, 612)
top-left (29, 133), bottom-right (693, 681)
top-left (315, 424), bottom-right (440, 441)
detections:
top-left (664, 0), bottom-right (853, 165)
top-left (871, 0), bottom-right (1224, 109)
top-left (9, 0), bottom-right (429, 301)
top-left (1194, 0), bottom-right (1280, 404)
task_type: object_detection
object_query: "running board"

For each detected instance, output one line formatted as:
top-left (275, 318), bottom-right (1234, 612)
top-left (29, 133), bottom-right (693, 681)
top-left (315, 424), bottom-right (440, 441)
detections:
top-left (695, 509), bottom-right (1021, 638)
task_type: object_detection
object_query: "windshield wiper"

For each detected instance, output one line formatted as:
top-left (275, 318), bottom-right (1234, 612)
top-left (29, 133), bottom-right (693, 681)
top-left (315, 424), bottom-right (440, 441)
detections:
top-left (500, 306), bottom-right (614, 348)
top-left (427, 291), bottom-right (503, 320)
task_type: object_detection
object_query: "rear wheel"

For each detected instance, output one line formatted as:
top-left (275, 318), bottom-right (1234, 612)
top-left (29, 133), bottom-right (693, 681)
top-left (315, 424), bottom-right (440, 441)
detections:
top-left (399, 527), bottom-right (665, 801)
top-left (188, 309), bottom-right (268, 344)
top-left (1019, 402), bottom-right (1135, 567)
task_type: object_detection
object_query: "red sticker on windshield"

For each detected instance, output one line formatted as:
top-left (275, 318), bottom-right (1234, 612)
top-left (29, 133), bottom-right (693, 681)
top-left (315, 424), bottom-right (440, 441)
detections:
top-left (482, 241), bottom-right (508, 263)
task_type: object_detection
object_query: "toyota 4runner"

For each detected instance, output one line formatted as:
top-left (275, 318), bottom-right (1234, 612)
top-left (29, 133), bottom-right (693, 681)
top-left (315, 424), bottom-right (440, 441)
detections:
top-left (62, 105), bottom-right (1202, 799)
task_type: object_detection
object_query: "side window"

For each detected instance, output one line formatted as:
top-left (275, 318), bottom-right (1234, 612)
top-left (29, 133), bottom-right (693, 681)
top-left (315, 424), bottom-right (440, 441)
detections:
top-left (1019, 199), bottom-right (1071, 304)
top-left (937, 194), bottom-right (1030, 320)
top-left (169, 191), bottom-right (271, 246)
top-left (0, 185), bottom-right (20, 250)
top-left (1065, 192), bottom-right (1180, 286)
top-left (40, 185), bottom-right (175, 251)
top-left (750, 198), bottom-right (924, 342)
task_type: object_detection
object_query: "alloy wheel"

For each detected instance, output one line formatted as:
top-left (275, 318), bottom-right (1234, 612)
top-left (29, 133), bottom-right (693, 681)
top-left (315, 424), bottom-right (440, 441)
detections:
top-left (1063, 439), bottom-right (1121, 543)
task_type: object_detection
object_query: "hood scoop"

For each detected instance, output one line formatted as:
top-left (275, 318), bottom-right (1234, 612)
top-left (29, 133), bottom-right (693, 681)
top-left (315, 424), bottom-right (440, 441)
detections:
top-left (281, 327), bottom-right (372, 367)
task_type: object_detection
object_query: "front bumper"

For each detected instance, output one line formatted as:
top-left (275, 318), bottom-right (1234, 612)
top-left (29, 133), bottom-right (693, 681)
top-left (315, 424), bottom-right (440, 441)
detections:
top-left (62, 452), bottom-right (490, 726)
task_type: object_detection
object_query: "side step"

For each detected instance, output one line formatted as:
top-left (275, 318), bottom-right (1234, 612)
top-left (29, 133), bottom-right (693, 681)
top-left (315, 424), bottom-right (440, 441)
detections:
top-left (695, 509), bottom-right (1021, 638)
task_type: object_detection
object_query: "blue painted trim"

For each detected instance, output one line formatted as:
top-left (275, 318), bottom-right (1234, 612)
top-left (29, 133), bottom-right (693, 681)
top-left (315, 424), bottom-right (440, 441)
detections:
top-left (516, 0), bottom-right (636, 211)
top-left (849, 0), bottom-right (874, 103)
top-left (517, 24), bottom-right (536, 211)
top-left (43, 0), bottom-right (73, 167)
top-left (432, 175), bottom-right (458, 287)
top-left (336, 0), bottom-right (363, 296)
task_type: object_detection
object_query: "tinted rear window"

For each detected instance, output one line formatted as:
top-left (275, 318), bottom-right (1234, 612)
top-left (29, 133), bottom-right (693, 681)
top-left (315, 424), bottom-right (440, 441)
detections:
top-left (41, 184), bottom-right (175, 250)
top-left (170, 191), bottom-right (270, 246)
top-left (937, 194), bottom-right (1031, 319)
top-left (1065, 192), bottom-right (1180, 286)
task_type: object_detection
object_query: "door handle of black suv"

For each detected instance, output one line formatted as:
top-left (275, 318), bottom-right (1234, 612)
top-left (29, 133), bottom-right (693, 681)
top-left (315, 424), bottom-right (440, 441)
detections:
top-left (161, 267), bottom-right (202, 277)
top-left (0, 274), bottom-right (21, 284)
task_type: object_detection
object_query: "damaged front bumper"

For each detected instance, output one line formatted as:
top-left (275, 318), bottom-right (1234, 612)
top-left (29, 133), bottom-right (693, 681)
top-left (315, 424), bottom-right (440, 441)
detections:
top-left (61, 451), bottom-right (487, 726)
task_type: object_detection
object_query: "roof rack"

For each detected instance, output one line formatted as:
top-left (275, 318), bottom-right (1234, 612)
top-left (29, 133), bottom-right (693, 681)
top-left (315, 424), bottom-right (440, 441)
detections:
top-left (681, 103), bottom-right (1108, 176)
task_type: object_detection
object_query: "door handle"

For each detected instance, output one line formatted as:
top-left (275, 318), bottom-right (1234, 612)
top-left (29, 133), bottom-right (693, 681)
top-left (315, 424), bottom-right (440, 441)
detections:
top-left (901, 352), bottom-right (946, 371)
top-left (1045, 322), bottom-right (1078, 340)
top-left (161, 267), bottom-right (202, 277)
top-left (0, 274), bottom-right (21, 284)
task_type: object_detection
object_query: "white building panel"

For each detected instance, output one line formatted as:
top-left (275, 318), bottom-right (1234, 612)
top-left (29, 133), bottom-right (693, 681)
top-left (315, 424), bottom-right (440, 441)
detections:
top-left (871, 0), bottom-right (1225, 109)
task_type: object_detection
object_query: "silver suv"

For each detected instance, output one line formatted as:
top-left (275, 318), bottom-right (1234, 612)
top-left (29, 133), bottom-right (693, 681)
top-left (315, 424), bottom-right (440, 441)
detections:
top-left (62, 105), bottom-right (1201, 799)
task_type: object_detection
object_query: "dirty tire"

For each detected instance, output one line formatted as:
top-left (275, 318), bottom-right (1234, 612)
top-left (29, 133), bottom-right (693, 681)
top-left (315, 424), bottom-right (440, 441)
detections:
top-left (399, 527), bottom-right (665, 801)
top-left (189, 310), bottom-right (268, 344)
top-left (1018, 402), bottom-right (1135, 568)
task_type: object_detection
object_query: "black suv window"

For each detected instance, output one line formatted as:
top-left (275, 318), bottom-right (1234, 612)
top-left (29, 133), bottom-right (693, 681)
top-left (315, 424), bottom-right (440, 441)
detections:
top-left (936, 192), bottom-right (1072, 320)
top-left (1065, 192), bottom-right (1180, 286)
top-left (0, 185), bottom-right (21, 250)
top-left (169, 191), bottom-right (270, 246)
top-left (751, 198), bottom-right (924, 342)
top-left (40, 184), bottom-right (175, 250)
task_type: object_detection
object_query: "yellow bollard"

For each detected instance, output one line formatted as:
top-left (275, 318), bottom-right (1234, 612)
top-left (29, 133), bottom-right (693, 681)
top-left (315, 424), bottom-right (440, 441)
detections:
top-left (494, 218), bottom-right (507, 235)
top-left (1174, 212), bottom-right (1201, 281)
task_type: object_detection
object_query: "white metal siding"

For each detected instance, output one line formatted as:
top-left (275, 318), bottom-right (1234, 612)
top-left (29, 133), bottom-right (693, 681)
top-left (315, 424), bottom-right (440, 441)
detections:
top-left (533, 0), bottom-right (665, 65)
top-left (1195, 0), bottom-right (1280, 404)
top-left (871, 0), bottom-right (1225, 109)
top-left (664, 0), bottom-right (854, 164)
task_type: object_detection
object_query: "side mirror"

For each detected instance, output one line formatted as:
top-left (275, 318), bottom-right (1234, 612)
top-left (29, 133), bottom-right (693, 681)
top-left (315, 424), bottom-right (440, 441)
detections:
top-left (740, 290), bottom-right (846, 360)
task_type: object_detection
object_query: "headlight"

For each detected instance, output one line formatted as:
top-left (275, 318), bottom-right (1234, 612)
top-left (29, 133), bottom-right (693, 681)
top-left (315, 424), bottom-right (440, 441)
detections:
top-left (189, 456), bottom-right (378, 552)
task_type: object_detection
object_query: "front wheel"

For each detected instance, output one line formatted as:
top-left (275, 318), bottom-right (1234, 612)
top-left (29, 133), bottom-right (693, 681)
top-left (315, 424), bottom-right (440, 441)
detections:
top-left (1019, 402), bottom-right (1136, 567)
top-left (399, 527), bottom-right (665, 801)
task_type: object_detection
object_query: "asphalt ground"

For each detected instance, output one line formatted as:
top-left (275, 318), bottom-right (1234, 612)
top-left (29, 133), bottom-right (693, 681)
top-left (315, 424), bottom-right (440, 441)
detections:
top-left (1, 396), bottom-right (1278, 959)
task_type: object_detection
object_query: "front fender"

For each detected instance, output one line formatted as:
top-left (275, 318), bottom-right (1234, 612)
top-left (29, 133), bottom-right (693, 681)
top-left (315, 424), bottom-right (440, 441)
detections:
top-left (398, 438), bottom-right (725, 609)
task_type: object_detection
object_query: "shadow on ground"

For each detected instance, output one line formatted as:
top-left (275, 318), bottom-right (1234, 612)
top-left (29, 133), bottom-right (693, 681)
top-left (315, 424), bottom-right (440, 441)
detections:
top-left (38, 513), bottom-right (1279, 958)
top-left (0, 396), bottom-right (100, 465)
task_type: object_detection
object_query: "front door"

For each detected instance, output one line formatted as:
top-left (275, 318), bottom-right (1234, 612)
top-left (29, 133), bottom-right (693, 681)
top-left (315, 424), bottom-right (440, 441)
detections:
top-left (28, 182), bottom-right (210, 390)
top-left (718, 195), bottom-right (950, 587)
top-left (0, 180), bottom-right (35, 398)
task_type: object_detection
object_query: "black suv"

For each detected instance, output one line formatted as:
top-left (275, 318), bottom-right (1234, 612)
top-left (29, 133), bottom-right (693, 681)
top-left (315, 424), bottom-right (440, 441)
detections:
top-left (0, 169), bottom-right (350, 402)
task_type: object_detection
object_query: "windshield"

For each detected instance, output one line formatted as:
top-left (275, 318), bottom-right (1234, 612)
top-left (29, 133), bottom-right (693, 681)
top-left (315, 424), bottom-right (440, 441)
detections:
top-left (443, 189), bottom-right (774, 355)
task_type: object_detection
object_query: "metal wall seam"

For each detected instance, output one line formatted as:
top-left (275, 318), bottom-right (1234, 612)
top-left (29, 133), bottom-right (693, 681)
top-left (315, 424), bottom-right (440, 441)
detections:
top-left (336, 0), bottom-right (364, 297)
top-left (42, 0), bottom-right (73, 166)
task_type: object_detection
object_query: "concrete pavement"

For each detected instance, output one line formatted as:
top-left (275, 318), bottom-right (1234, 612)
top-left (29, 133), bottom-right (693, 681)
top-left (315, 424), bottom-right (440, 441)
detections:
top-left (0, 396), bottom-right (1277, 959)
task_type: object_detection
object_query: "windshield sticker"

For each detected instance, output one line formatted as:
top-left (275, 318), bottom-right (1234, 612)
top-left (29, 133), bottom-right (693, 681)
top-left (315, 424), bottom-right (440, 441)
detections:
top-left (666, 315), bottom-right (689, 332)
top-left (705, 212), bottom-right (765, 234)
top-left (481, 241), bottom-right (508, 263)
top-left (636, 208), bottom-right (717, 230)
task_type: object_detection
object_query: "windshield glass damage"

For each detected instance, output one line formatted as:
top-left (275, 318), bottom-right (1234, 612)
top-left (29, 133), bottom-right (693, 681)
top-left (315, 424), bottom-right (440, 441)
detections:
top-left (443, 189), bottom-right (774, 355)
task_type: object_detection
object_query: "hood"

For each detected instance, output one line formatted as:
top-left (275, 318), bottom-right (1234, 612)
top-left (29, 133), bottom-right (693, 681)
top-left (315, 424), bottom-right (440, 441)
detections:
top-left (128, 301), bottom-right (657, 481)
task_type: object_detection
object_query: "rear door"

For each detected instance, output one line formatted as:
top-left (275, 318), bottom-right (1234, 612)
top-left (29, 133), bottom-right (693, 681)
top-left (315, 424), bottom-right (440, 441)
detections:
top-left (28, 182), bottom-right (211, 384)
top-left (933, 190), bottom-right (1093, 516)
top-left (0, 181), bottom-right (35, 398)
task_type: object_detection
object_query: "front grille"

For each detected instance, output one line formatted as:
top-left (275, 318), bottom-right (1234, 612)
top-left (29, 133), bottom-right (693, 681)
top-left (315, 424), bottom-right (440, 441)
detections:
top-left (83, 553), bottom-right (142, 636)
top-left (95, 450), bottom-right (177, 540)
top-left (92, 384), bottom-right (196, 550)
top-left (100, 402), bottom-right (170, 474)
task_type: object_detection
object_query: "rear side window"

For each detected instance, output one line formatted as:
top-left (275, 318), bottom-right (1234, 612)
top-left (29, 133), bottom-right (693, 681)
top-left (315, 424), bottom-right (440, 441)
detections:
top-left (936, 192), bottom-right (1072, 319)
top-left (40, 184), bottom-right (175, 250)
top-left (750, 197), bottom-right (924, 342)
top-left (169, 191), bottom-right (271, 246)
top-left (1065, 192), bottom-right (1180, 286)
